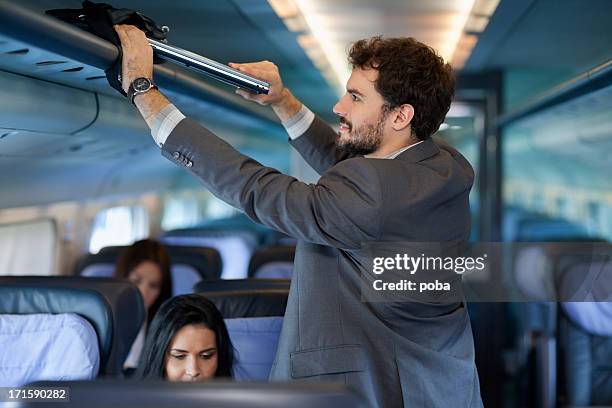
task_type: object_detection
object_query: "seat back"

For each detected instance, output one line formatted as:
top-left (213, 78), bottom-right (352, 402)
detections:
top-left (26, 380), bottom-right (366, 407)
top-left (75, 245), bottom-right (222, 295)
top-left (195, 279), bottom-right (290, 380)
top-left (0, 276), bottom-right (144, 376)
top-left (0, 284), bottom-right (111, 385)
top-left (0, 313), bottom-right (99, 386)
top-left (162, 233), bottom-right (254, 279)
top-left (558, 259), bottom-right (612, 406)
top-left (248, 246), bottom-right (295, 279)
top-left (195, 279), bottom-right (290, 318)
top-left (226, 316), bottom-right (284, 380)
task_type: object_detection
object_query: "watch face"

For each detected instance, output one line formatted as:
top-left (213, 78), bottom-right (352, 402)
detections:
top-left (133, 77), bottom-right (151, 92)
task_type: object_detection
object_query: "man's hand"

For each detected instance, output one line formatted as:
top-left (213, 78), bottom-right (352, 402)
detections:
top-left (229, 61), bottom-right (285, 105)
top-left (230, 61), bottom-right (302, 122)
top-left (114, 24), bottom-right (154, 93)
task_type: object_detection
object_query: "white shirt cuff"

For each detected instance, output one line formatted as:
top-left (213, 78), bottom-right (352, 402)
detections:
top-left (282, 105), bottom-right (315, 140)
top-left (151, 104), bottom-right (186, 147)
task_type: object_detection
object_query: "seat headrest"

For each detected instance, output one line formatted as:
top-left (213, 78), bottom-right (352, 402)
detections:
top-left (76, 245), bottom-right (223, 280)
top-left (0, 313), bottom-right (100, 386)
top-left (514, 245), bottom-right (554, 300)
top-left (194, 278), bottom-right (291, 293)
top-left (560, 259), bottom-right (612, 336)
top-left (0, 284), bottom-right (112, 368)
top-left (254, 261), bottom-right (294, 279)
top-left (0, 276), bottom-right (144, 375)
top-left (195, 279), bottom-right (290, 318)
top-left (162, 236), bottom-right (252, 279)
top-left (248, 246), bottom-right (295, 277)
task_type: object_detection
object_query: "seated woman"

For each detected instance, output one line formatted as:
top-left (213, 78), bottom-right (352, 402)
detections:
top-left (137, 294), bottom-right (234, 380)
top-left (114, 239), bottom-right (173, 373)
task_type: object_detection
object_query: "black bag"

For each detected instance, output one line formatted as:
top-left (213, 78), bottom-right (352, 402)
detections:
top-left (46, 1), bottom-right (167, 96)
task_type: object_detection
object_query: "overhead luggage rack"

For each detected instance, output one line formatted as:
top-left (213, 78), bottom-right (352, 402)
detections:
top-left (0, 1), bottom-right (278, 125)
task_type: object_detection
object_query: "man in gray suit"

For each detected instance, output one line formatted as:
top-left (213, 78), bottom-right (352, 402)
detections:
top-left (115, 25), bottom-right (483, 407)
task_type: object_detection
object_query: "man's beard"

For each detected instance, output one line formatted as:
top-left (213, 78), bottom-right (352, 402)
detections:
top-left (336, 113), bottom-right (386, 156)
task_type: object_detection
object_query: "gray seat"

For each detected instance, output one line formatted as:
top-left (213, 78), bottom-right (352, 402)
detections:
top-left (75, 245), bottom-right (223, 295)
top-left (0, 283), bottom-right (111, 384)
top-left (248, 246), bottom-right (295, 279)
top-left (0, 276), bottom-right (144, 376)
top-left (194, 280), bottom-right (290, 380)
top-left (558, 258), bottom-right (612, 406)
top-left (194, 279), bottom-right (290, 318)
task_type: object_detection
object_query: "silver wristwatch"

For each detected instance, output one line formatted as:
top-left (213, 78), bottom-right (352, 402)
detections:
top-left (128, 77), bottom-right (158, 105)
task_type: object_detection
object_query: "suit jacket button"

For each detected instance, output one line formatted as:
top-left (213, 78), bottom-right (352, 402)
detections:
top-left (173, 151), bottom-right (180, 160)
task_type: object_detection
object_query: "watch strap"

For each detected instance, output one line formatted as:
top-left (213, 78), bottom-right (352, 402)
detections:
top-left (128, 78), bottom-right (157, 105)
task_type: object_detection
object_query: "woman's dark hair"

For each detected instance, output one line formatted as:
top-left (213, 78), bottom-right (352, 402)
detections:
top-left (348, 36), bottom-right (456, 141)
top-left (137, 294), bottom-right (234, 379)
top-left (114, 239), bottom-right (173, 326)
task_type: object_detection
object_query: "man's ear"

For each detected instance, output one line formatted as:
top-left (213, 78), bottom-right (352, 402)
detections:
top-left (390, 104), bottom-right (414, 131)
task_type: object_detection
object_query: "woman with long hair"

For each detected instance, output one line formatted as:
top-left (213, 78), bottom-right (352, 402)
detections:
top-left (138, 294), bottom-right (234, 380)
top-left (114, 239), bottom-right (173, 372)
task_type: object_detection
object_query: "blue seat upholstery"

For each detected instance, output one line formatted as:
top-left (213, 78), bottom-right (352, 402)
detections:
top-left (0, 276), bottom-right (143, 376)
top-left (162, 234), bottom-right (253, 279)
top-left (76, 244), bottom-right (222, 295)
top-left (254, 261), bottom-right (294, 279)
top-left (558, 259), bottom-right (612, 405)
top-left (248, 246), bottom-right (295, 279)
top-left (0, 313), bottom-right (99, 386)
top-left (0, 284), bottom-right (112, 384)
top-left (81, 263), bottom-right (114, 277)
top-left (225, 316), bottom-right (284, 380)
top-left (195, 280), bottom-right (289, 381)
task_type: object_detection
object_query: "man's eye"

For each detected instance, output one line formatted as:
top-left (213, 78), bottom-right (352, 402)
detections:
top-left (350, 94), bottom-right (359, 101)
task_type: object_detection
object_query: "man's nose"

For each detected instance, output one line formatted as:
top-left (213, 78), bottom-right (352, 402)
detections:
top-left (333, 98), bottom-right (347, 118)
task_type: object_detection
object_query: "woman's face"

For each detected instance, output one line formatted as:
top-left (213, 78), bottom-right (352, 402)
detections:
top-left (127, 260), bottom-right (162, 310)
top-left (164, 324), bottom-right (218, 382)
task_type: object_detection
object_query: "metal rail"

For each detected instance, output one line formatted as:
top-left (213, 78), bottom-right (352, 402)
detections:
top-left (0, 1), bottom-right (278, 124)
top-left (498, 59), bottom-right (612, 127)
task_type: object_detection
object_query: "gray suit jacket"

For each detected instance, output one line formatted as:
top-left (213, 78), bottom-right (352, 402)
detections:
top-left (162, 115), bottom-right (483, 408)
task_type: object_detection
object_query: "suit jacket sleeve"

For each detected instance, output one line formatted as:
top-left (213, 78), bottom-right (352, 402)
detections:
top-left (162, 118), bottom-right (383, 249)
top-left (288, 115), bottom-right (354, 174)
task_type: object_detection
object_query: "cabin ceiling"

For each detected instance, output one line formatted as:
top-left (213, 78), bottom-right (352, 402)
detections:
top-left (1, 0), bottom-right (611, 209)
top-left (466, 0), bottom-right (612, 73)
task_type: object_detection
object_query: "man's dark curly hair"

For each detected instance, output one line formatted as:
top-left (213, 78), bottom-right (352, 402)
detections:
top-left (348, 37), bottom-right (455, 141)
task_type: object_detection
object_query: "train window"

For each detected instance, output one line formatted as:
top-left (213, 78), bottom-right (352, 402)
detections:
top-left (437, 103), bottom-right (483, 241)
top-left (88, 205), bottom-right (148, 253)
top-left (0, 218), bottom-right (57, 276)
top-left (502, 85), bottom-right (612, 241)
top-left (161, 195), bottom-right (200, 231)
top-left (204, 196), bottom-right (236, 220)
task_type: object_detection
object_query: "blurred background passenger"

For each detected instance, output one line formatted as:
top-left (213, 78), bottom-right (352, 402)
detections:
top-left (115, 239), bottom-right (173, 374)
top-left (137, 294), bottom-right (234, 381)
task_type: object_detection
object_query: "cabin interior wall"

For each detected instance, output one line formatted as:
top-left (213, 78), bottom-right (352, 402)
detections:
top-left (0, 192), bottom-right (164, 276)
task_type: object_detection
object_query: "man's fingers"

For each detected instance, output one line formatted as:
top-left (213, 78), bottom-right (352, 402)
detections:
top-left (114, 25), bottom-right (128, 43)
top-left (235, 89), bottom-right (255, 100)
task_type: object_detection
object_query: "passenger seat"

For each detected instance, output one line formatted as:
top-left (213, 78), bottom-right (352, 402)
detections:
top-left (0, 276), bottom-right (144, 376)
top-left (558, 258), bottom-right (612, 406)
top-left (248, 245), bottom-right (295, 279)
top-left (195, 279), bottom-right (290, 380)
top-left (0, 284), bottom-right (110, 386)
top-left (75, 245), bottom-right (222, 295)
